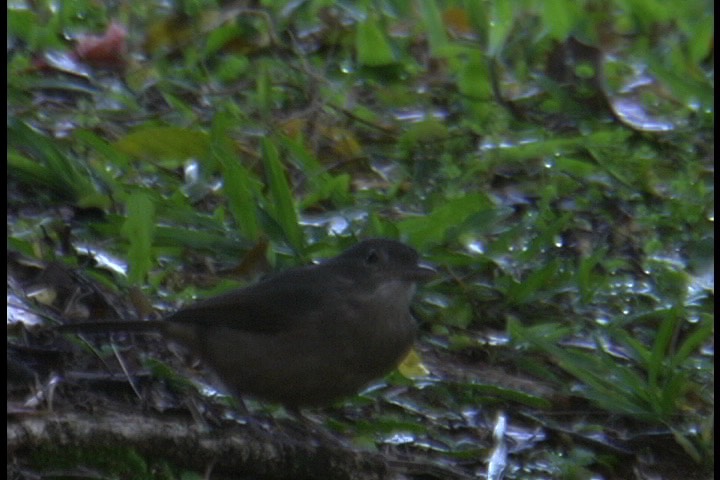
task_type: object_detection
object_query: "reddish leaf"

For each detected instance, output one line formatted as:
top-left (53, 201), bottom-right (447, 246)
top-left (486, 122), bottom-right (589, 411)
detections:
top-left (74, 22), bottom-right (128, 69)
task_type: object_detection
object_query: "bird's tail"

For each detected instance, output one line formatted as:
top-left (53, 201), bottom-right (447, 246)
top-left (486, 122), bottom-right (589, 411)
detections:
top-left (56, 320), bottom-right (165, 334)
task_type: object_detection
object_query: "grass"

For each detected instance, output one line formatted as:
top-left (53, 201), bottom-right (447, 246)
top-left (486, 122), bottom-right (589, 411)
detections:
top-left (8, 0), bottom-right (713, 478)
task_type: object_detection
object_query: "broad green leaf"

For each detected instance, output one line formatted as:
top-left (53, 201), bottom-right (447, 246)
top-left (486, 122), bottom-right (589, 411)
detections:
top-left (419, 0), bottom-right (449, 58)
top-left (211, 112), bottom-right (261, 240)
top-left (261, 138), bottom-right (304, 252)
top-left (356, 16), bottom-right (396, 67)
top-left (115, 126), bottom-right (209, 165)
top-left (121, 193), bottom-right (155, 283)
top-left (487, 0), bottom-right (513, 56)
top-left (8, 120), bottom-right (108, 209)
top-left (458, 54), bottom-right (492, 99)
top-left (398, 193), bottom-right (492, 249)
top-left (542, 0), bottom-right (575, 40)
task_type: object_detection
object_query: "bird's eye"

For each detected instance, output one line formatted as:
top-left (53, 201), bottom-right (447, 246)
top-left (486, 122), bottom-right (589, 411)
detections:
top-left (365, 249), bottom-right (380, 265)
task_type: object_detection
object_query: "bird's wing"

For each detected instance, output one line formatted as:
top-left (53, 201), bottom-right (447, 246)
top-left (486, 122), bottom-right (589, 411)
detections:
top-left (165, 267), bottom-right (351, 334)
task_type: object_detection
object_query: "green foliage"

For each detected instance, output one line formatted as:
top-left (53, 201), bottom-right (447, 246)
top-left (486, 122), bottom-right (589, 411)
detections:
top-left (122, 193), bottom-right (156, 283)
top-left (261, 138), bottom-right (305, 253)
top-left (211, 112), bottom-right (261, 240)
top-left (8, 120), bottom-right (110, 209)
top-left (419, 0), bottom-right (449, 57)
top-left (356, 15), bottom-right (397, 67)
top-left (7, 0), bottom-right (714, 476)
top-left (30, 445), bottom-right (192, 479)
top-left (398, 193), bottom-right (493, 249)
top-left (509, 308), bottom-right (713, 423)
top-left (114, 127), bottom-right (210, 166)
top-left (487, 0), bottom-right (514, 56)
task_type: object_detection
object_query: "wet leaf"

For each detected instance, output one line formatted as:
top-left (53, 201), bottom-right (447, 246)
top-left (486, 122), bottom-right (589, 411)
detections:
top-left (261, 138), bottom-right (304, 252)
top-left (121, 192), bottom-right (155, 283)
top-left (356, 16), bottom-right (396, 67)
top-left (115, 127), bottom-right (210, 165)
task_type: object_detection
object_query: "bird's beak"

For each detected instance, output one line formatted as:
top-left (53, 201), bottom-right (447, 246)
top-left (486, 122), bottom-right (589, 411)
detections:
top-left (404, 263), bottom-right (436, 282)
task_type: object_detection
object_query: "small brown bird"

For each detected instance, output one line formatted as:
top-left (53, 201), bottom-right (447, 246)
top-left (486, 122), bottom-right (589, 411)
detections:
top-left (59, 239), bottom-right (434, 408)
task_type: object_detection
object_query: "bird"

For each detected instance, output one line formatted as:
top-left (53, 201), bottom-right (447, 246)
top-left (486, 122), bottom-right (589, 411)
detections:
top-left (58, 239), bottom-right (434, 409)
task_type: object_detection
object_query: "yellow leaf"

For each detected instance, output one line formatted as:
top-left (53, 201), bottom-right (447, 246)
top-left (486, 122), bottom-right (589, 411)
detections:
top-left (398, 348), bottom-right (430, 379)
